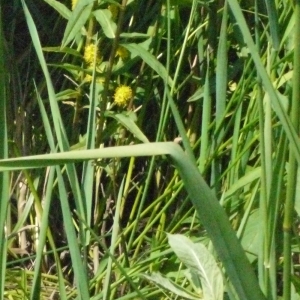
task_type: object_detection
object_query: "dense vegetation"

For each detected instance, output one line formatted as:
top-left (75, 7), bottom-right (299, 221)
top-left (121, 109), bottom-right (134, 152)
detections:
top-left (0, 0), bottom-right (300, 299)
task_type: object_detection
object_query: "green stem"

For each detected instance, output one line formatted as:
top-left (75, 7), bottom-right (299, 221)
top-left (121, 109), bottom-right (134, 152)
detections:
top-left (0, 4), bottom-right (9, 296)
top-left (96, 0), bottom-right (127, 146)
top-left (72, 5), bottom-right (96, 144)
top-left (283, 1), bottom-right (300, 299)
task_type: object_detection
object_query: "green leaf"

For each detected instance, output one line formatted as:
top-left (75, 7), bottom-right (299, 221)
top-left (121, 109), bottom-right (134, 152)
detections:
top-left (42, 46), bottom-right (81, 57)
top-left (105, 111), bottom-right (149, 143)
top-left (62, 0), bottom-right (94, 47)
top-left (122, 43), bottom-right (174, 87)
top-left (120, 32), bottom-right (150, 39)
top-left (168, 233), bottom-right (223, 300)
top-left (291, 275), bottom-right (300, 294)
top-left (142, 272), bottom-right (200, 300)
top-left (264, 0), bottom-right (280, 50)
top-left (227, 0), bottom-right (300, 164)
top-left (0, 142), bottom-right (266, 300)
top-left (93, 9), bottom-right (117, 39)
top-left (224, 167), bottom-right (261, 199)
top-left (54, 89), bottom-right (80, 102)
top-left (21, 2), bottom-right (90, 298)
top-left (187, 86), bottom-right (204, 102)
top-left (240, 210), bottom-right (261, 262)
top-left (0, 8), bottom-right (9, 296)
top-left (43, 0), bottom-right (71, 19)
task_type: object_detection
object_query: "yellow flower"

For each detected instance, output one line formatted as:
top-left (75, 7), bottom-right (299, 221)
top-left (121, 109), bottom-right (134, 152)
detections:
top-left (116, 46), bottom-right (129, 60)
top-left (84, 74), bottom-right (92, 82)
top-left (83, 44), bottom-right (100, 65)
top-left (84, 74), bottom-right (105, 84)
top-left (71, 0), bottom-right (78, 10)
top-left (108, 4), bottom-right (119, 20)
top-left (114, 85), bottom-right (132, 107)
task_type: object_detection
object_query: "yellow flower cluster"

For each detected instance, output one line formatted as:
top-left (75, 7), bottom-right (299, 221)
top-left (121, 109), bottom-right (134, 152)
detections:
top-left (84, 74), bottom-right (105, 84)
top-left (114, 85), bottom-right (132, 107)
top-left (71, 0), bottom-right (78, 10)
top-left (84, 44), bottom-right (100, 65)
top-left (116, 46), bottom-right (129, 60)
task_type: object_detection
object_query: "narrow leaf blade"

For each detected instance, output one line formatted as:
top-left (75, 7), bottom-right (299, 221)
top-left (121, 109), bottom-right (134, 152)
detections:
top-left (93, 9), bottom-right (117, 39)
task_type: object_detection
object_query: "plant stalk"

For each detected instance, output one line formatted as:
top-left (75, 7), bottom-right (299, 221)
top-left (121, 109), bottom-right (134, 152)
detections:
top-left (283, 0), bottom-right (300, 299)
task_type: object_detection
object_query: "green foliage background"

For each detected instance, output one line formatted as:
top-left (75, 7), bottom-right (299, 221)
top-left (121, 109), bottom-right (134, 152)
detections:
top-left (0, 0), bottom-right (300, 299)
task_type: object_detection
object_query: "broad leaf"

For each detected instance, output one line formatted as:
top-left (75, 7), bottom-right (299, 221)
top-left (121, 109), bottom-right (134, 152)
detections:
top-left (168, 233), bottom-right (223, 300)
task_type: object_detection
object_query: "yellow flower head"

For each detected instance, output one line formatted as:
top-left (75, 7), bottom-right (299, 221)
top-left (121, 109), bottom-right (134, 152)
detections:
top-left (71, 0), bottom-right (78, 10)
top-left (83, 44), bottom-right (100, 65)
top-left (84, 74), bottom-right (105, 84)
top-left (84, 74), bottom-right (93, 83)
top-left (108, 4), bottom-right (119, 20)
top-left (116, 46), bottom-right (129, 60)
top-left (114, 85), bottom-right (132, 107)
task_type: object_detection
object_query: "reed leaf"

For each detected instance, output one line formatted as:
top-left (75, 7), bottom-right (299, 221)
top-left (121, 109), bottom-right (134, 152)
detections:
top-left (0, 5), bottom-right (9, 297)
top-left (0, 142), bottom-right (265, 299)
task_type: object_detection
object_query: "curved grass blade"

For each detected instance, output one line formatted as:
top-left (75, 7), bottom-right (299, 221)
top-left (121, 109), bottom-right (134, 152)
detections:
top-left (105, 111), bottom-right (150, 143)
top-left (0, 142), bottom-right (266, 299)
top-left (122, 43), bottom-right (174, 87)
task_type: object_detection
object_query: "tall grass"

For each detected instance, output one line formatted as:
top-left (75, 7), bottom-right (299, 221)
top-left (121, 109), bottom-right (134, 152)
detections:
top-left (0, 4), bottom-right (9, 298)
top-left (1, 0), bottom-right (300, 299)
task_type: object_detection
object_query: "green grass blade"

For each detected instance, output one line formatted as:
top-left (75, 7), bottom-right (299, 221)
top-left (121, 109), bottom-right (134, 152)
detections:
top-left (21, 0), bottom-right (88, 248)
top-left (213, 2), bottom-right (228, 193)
top-left (62, 0), bottom-right (94, 47)
top-left (170, 0), bottom-right (197, 94)
top-left (122, 43), bottom-right (174, 87)
top-left (215, 2), bottom-right (228, 137)
top-left (199, 55), bottom-right (212, 173)
top-left (0, 142), bottom-right (265, 299)
top-left (125, 7), bottom-right (193, 158)
top-left (166, 87), bottom-right (197, 164)
top-left (81, 51), bottom-right (99, 240)
top-left (36, 86), bottom-right (89, 299)
top-left (264, 0), bottom-right (280, 50)
top-left (105, 112), bottom-right (149, 143)
top-left (169, 145), bottom-right (266, 300)
top-left (227, 0), bottom-right (300, 163)
top-left (0, 5), bottom-right (9, 298)
top-left (0, 144), bottom-right (171, 171)
top-left (102, 178), bottom-right (124, 300)
top-left (29, 167), bottom-right (67, 300)
top-left (56, 168), bottom-right (90, 299)
top-left (283, 1), bottom-right (300, 298)
top-left (35, 90), bottom-right (69, 300)
top-left (21, 0), bottom-right (69, 151)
